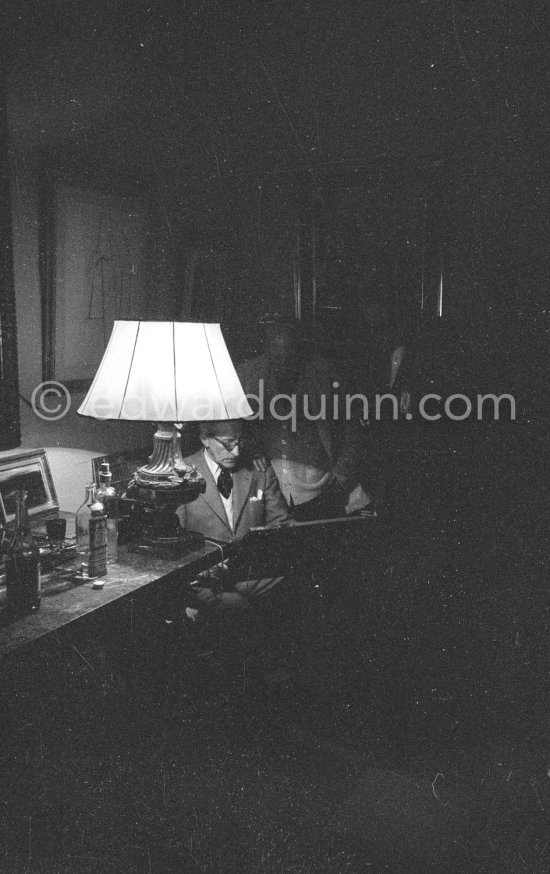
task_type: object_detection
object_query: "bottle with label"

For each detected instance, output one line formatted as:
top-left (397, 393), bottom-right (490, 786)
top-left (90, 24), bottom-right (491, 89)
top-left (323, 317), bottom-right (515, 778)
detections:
top-left (5, 490), bottom-right (41, 616)
top-left (95, 462), bottom-right (118, 563)
top-left (88, 493), bottom-right (108, 579)
top-left (75, 484), bottom-right (108, 579)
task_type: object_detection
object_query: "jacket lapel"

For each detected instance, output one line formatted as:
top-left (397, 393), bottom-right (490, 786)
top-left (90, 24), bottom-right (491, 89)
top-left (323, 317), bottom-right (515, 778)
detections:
top-left (191, 451), bottom-right (232, 533)
top-left (232, 467), bottom-right (254, 533)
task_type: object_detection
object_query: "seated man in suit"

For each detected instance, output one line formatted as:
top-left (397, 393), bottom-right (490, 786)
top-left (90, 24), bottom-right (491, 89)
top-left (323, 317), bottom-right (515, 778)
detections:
top-left (177, 419), bottom-right (292, 614)
top-left (179, 419), bottom-right (290, 542)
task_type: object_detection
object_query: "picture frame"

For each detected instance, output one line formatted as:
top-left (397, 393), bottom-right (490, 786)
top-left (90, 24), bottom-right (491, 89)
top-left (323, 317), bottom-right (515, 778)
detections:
top-left (38, 168), bottom-right (151, 393)
top-left (0, 450), bottom-right (59, 529)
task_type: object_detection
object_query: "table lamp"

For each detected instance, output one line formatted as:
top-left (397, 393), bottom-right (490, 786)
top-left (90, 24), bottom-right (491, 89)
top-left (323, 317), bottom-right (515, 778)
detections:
top-left (77, 320), bottom-right (253, 553)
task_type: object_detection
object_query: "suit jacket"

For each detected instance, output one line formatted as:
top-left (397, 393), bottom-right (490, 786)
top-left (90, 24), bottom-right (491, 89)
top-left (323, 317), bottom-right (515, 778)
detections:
top-left (177, 449), bottom-right (291, 543)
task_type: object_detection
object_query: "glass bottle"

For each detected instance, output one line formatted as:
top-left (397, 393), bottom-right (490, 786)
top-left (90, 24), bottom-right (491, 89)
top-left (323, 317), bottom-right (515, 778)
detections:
top-left (5, 490), bottom-right (41, 616)
top-left (88, 493), bottom-right (107, 579)
top-left (95, 462), bottom-right (118, 563)
top-left (75, 482), bottom-right (96, 578)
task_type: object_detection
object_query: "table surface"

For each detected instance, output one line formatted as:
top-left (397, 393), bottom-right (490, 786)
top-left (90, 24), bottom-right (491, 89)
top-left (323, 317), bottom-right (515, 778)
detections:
top-left (0, 543), bottom-right (225, 659)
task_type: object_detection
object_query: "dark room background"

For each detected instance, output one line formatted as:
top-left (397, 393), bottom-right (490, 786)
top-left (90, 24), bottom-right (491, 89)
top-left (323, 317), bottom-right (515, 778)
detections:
top-left (0, 0), bottom-right (548, 452)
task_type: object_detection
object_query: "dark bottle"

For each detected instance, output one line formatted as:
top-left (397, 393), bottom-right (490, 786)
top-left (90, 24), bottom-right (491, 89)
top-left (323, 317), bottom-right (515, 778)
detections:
top-left (5, 490), bottom-right (41, 616)
top-left (95, 462), bottom-right (118, 563)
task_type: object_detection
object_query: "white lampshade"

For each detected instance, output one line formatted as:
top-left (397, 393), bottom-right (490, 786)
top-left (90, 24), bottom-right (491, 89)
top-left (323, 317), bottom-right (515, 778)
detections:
top-left (77, 321), bottom-right (253, 421)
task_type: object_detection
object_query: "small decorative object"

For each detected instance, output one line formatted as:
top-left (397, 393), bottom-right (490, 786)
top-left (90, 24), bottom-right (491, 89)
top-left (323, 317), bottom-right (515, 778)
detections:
top-left (4, 490), bottom-right (41, 616)
top-left (95, 462), bottom-right (118, 563)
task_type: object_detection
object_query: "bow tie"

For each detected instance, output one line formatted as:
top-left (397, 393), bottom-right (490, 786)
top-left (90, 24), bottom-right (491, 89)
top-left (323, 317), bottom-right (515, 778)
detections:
top-left (217, 468), bottom-right (233, 499)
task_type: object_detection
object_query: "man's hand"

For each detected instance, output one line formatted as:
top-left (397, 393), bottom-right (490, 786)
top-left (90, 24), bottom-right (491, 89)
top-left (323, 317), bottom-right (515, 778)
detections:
top-left (251, 455), bottom-right (268, 472)
top-left (344, 484), bottom-right (372, 514)
top-left (330, 473), bottom-right (372, 514)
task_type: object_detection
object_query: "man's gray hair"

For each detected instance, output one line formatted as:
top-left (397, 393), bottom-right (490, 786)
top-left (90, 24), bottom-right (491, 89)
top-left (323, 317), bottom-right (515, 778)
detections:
top-left (199, 419), bottom-right (242, 439)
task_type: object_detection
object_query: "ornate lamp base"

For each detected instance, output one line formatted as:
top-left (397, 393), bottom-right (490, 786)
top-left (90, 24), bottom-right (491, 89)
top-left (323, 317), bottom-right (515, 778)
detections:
top-left (122, 423), bottom-right (206, 554)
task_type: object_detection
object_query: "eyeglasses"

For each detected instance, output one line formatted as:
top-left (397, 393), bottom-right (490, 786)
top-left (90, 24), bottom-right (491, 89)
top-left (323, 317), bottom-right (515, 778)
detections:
top-left (211, 436), bottom-right (243, 451)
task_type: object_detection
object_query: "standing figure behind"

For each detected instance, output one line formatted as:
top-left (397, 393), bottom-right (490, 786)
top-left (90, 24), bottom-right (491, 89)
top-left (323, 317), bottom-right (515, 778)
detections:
top-left (238, 318), bottom-right (370, 520)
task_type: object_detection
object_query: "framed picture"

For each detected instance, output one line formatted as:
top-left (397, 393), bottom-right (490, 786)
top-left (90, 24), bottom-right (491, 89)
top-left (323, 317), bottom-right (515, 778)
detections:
top-left (39, 169), bottom-right (151, 392)
top-left (0, 450), bottom-right (59, 529)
